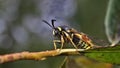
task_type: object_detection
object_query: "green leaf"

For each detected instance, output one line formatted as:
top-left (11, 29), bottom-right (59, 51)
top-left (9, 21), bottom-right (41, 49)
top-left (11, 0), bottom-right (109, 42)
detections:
top-left (84, 45), bottom-right (120, 64)
top-left (104, 0), bottom-right (120, 46)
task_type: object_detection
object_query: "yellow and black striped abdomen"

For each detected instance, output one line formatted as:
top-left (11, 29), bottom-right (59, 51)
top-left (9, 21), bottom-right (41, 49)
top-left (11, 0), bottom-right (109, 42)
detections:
top-left (72, 33), bottom-right (93, 49)
top-left (77, 41), bottom-right (91, 49)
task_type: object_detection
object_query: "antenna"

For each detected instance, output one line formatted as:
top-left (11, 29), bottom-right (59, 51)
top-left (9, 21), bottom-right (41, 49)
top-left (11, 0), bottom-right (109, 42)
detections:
top-left (43, 19), bottom-right (56, 29)
top-left (42, 20), bottom-right (53, 28)
top-left (51, 19), bottom-right (56, 28)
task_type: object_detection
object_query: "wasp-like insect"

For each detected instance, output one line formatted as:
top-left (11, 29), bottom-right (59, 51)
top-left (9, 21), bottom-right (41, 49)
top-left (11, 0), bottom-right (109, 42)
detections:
top-left (43, 19), bottom-right (95, 50)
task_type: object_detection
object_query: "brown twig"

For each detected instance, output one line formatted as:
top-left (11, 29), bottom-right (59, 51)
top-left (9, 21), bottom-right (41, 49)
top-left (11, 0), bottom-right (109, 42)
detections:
top-left (0, 49), bottom-right (85, 64)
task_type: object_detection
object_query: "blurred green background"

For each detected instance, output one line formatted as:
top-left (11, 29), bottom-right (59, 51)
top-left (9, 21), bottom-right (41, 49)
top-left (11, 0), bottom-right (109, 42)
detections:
top-left (0, 0), bottom-right (115, 68)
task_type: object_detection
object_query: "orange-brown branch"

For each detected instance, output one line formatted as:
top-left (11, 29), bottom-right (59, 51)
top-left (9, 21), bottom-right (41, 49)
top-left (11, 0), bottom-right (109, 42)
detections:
top-left (0, 45), bottom-right (110, 64)
top-left (0, 49), bottom-right (82, 64)
top-left (0, 49), bottom-right (60, 64)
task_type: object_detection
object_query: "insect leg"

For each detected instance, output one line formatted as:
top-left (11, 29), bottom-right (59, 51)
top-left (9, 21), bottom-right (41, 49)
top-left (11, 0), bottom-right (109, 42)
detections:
top-left (53, 40), bottom-right (61, 49)
top-left (63, 32), bottom-right (78, 49)
top-left (60, 35), bottom-right (64, 50)
top-left (70, 38), bottom-right (79, 49)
